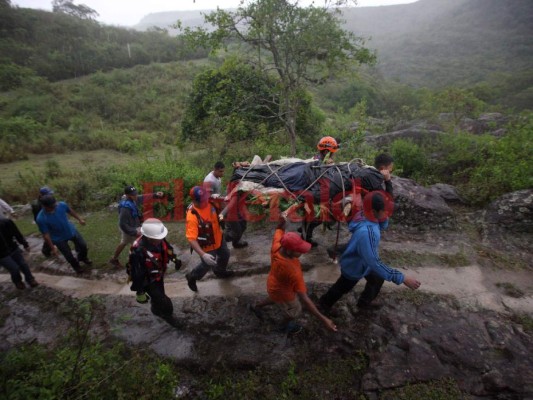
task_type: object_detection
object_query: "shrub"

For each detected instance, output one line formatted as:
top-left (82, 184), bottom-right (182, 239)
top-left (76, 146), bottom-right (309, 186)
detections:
top-left (391, 139), bottom-right (428, 181)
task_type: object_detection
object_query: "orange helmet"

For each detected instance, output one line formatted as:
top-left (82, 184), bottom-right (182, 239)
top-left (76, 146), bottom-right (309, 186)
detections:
top-left (317, 136), bottom-right (339, 153)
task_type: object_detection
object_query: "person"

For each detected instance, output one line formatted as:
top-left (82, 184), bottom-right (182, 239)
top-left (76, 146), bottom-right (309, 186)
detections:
top-left (374, 153), bottom-right (394, 197)
top-left (36, 195), bottom-right (91, 274)
top-left (314, 136), bottom-right (339, 165)
top-left (31, 186), bottom-right (55, 257)
top-left (206, 161), bottom-right (249, 249)
top-left (203, 161), bottom-right (225, 199)
top-left (299, 136), bottom-right (341, 247)
top-left (109, 185), bottom-right (164, 268)
top-left (128, 218), bottom-right (181, 327)
top-left (0, 216), bottom-right (38, 289)
top-left (319, 193), bottom-right (421, 312)
top-left (0, 198), bottom-right (14, 219)
top-left (185, 186), bottom-right (233, 292)
top-left (327, 153), bottom-right (395, 260)
top-left (249, 215), bottom-right (337, 334)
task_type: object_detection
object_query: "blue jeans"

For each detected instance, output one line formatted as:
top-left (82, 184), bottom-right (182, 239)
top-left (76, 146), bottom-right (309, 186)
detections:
top-left (54, 231), bottom-right (88, 272)
top-left (189, 238), bottom-right (230, 280)
top-left (0, 248), bottom-right (35, 285)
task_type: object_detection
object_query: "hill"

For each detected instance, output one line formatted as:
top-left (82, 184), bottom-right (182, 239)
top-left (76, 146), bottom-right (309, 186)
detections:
top-left (134, 0), bottom-right (533, 90)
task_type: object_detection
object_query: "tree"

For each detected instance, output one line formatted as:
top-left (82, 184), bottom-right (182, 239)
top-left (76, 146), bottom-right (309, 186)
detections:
top-left (179, 0), bottom-right (375, 155)
top-left (52, 0), bottom-right (99, 20)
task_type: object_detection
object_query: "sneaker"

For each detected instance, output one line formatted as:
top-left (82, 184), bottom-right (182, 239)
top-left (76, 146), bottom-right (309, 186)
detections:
top-left (15, 281), bottom-right (25, 290)
top-left (232, 241), bottom-right (248, 249)
top-left (109, 258), bottom-right (122, 268)
top-left (185, 273), bottom-right (198, 292)
top-left (248, 304), bottom-right (264, 321)
top-left (28, 280), bottom-right (39, 288)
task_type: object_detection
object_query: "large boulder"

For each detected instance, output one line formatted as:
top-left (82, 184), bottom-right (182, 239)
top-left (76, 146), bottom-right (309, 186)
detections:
top-left (364, 127), bottom-right (444, 148)
top-left (390, 177), bottom-right (455, 229)
top-left (459, 113), bottom-right (510, 135)
top-left (479, 189), bottom-right (533, 253)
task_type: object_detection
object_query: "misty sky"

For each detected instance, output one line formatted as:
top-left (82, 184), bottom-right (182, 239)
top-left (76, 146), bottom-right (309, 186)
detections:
top-left (11, 0), bottom-right (418, 26)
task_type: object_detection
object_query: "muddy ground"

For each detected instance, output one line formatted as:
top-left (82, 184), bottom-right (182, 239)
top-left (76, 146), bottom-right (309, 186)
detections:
top-left (1, 214), bottom-right (532, 399)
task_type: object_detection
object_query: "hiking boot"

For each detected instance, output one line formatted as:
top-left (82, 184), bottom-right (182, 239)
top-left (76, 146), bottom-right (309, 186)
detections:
top-left (79, 258), bottom-right (93, 266)
top-left (15, 281), bottom-right (25, 290)
top-left (185, 273), bottom-right (198, 292)
top-left (233, 241), bottom-right (248, 249)
top-left (248, 304), bottom-right (264, 321)
top-left (109, 258), bottom-right (122, 268)
top-left (28, 280), bottom-right (39, 288)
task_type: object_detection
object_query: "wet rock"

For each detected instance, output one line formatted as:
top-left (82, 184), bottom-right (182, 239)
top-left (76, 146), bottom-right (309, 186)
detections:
top-left (429, 183), bottom-right (464, 203)
top-left (390, 177), bottom-right (455, 229)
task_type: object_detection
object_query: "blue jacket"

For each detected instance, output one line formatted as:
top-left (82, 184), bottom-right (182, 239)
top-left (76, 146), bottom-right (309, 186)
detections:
top-left (339, 216), bottom-right (404, 285)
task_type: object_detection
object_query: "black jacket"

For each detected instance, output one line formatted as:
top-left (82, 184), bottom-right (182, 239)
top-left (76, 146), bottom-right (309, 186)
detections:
top-left (0, 217), bottom-right (29, 258)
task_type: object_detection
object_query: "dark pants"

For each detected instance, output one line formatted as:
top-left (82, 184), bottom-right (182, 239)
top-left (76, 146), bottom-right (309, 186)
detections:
top-left (54, 231), bottom-right (88, 272)
top-left (189, 239), bottom-right (230, 280)
top-left (319, 271), bottom-right (384, 309)
top-left (145, 280), bottom-right (173, 318)
top-left (302, 220), bottom-right (321, 241)
top-left (0, 248), bottom-right (35, 285)
top-left (225, 220), bottom-right (247, 246)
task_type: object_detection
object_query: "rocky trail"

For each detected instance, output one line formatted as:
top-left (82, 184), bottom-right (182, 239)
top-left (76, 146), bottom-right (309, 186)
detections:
top-left (1, 214), bottom-right (532, 398)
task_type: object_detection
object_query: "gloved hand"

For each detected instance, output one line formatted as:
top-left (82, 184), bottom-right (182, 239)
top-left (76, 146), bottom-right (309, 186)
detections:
top-left (136, 293), bottom-right (150, 304)
top-left (201, 253), bottom-right (217, 267)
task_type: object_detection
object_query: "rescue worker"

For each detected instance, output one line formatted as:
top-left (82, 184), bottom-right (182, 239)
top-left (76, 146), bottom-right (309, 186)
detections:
top-left (314, 136), bottom-right (339, 165)
top-left (129, 218), bottom-right (181, 327)
top-left (185, 186), bottom-right (233, 292)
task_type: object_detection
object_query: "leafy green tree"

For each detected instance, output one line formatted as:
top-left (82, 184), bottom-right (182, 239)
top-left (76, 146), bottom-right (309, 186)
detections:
top-left (181, 57), bottom-right (321, 145)
top-left (179, 0), bottom-right (375, 155)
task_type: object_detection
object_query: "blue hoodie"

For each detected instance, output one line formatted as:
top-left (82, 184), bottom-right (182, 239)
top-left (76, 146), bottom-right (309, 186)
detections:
top-left (339, 214), bottom-right (404, 285)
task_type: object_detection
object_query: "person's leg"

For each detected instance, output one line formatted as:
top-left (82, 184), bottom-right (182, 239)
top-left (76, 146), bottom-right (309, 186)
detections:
top-left (232, 219), bottom-right (248, 248)
top-left (146, 280), bottom-right (173, 318)
top-left (0, 254), bottom-right (24, 287)
top-left (302, 220), bottom-right (320, 246)
top-left (10, 248), bottom-right (36, 285)
top-left (277, 299), bottom-right (303, 333)
top-left (357, 271), bottom-right (385, 308)
top-left (72, 232), bottom-right (90, 264)
top-left (110, 231), bottom-right (134, 266)
top-left (213, 240), bottom-right (232, 277)
top-left (319, 274), bottom-right (358, 310)
top-left (54, 240), bottom-right (82, 272)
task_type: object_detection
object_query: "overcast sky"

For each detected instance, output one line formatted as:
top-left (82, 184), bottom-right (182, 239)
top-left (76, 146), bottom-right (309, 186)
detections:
top-left (12, 0), bottom-right (418, 26)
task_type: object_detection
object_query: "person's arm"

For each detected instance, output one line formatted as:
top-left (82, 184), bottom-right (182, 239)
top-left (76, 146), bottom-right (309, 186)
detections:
top-left (298, 292), bottom-right (337, 332)
top-left (67, 208), bottom-right (85, 225)
top-left (8, 220), bottom-right (29, 249)
top-left (359, 238), bottom-right (421, 289)
top-left (42, 233), bottom-right (59, 257)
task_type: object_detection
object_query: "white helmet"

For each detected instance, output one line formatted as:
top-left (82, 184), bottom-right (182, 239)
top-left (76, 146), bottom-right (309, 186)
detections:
top-left (141, 218), bottom-right (168, 240)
